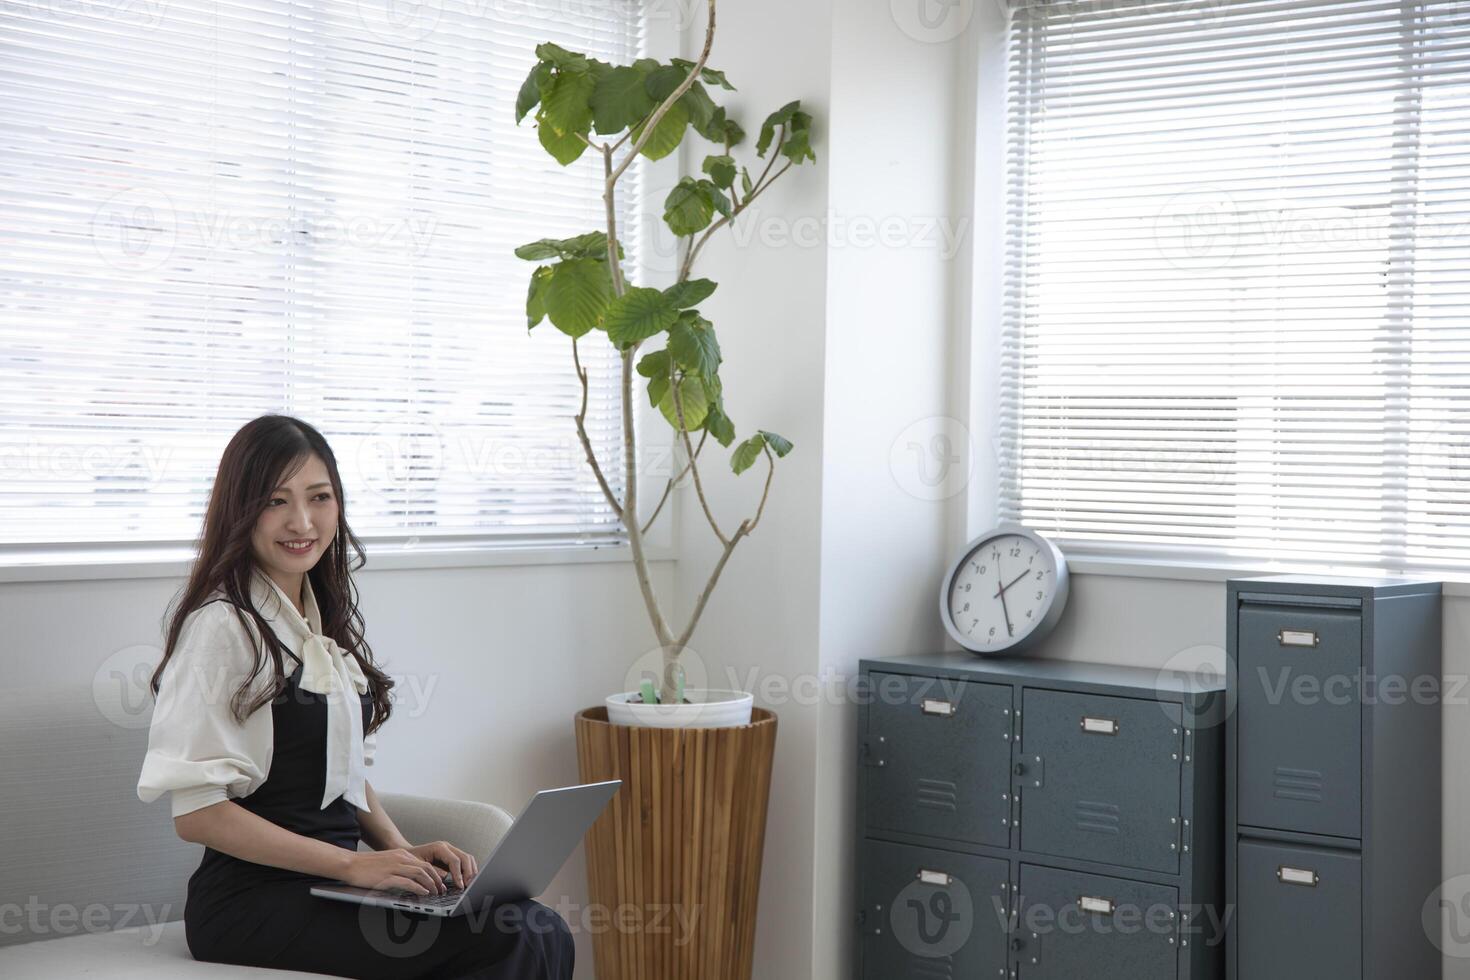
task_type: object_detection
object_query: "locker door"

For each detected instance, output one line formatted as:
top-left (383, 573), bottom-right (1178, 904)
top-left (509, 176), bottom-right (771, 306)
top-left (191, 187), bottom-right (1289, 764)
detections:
top-left (1019, 688), bottom-right (1183, 873)
top-left (864, 672), bottom-right (1013, 847)
top-left (858, 839), bottom-right (1010, 980)
top-left (1014, 864), bottom-right (1179, 980)
top-left (1236, 838), bottom-right (1362, 980)
top-left (1235, 601), bottom-right (1362, 839)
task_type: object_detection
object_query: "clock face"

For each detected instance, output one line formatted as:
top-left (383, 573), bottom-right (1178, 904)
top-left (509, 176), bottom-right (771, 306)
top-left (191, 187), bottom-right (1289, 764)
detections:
top-left (944, 529), bottom-right (1064, 654)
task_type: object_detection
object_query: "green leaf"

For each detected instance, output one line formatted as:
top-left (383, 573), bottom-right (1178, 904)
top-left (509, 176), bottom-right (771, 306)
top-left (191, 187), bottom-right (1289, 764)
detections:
top-left (740, 166), bottom-right (754, 197)
top-left (631, 99), bottom-right (689, 161)
top-left (663, 177), bottom-right (716, 237)
top-left (731, 435), bottom-right (764, 475)
top-left (535, 42), bottom-right (590, 72)
top-left (526, 265), bottom-right (553, 329)
top-left (758, 429), bottom-right (793, 457)
top-left (680, 81), bottom-right (717, 131)
top-left (644, 64), bottom-right (688, 102)
top-left (671, 57), bottom-right (736, 91)
top-left (647, 372), bottom-right (669, 409)
top-left (590, 65), bottom-right (655, 135)
top-left (604, 286), bottom-right (680, 347)
top-left (636, 348), bottom-right (670, 379)
top-left (702, 154), bottom-right (736, 189)
top-left (757, 99), bottom-right (801, 157)
top-left (516, 61), bottom-right (552, 124)
top-left (541, 70), bottom-right (595, 135)
top-left (663, 278), bottom-right (717, 309)
top-left (704, 403), bottom-right (736, 447)
top-left (543, 258), bottom-right (613, 337)
top-left (658, 375), bottom-right (709, 430)
top-left (668, 314), bottom-right (721, 377)
top-left (708, 187), bottom-right (732, 219)
top-left (722, 118), bottom-right (746, 147)
top-left (514, 232), bottom-right (620, 262)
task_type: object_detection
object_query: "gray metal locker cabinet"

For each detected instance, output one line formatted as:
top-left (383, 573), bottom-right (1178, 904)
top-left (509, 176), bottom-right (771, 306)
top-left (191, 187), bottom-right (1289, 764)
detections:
top-left (856, 653), bottom-right (1226, 980)
top-left (1225, 575), bottom-right (1441, 980)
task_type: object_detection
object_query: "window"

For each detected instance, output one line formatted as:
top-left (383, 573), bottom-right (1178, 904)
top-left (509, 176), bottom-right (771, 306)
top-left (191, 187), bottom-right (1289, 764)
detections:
top-left (1, 0), bottom-right (647, 551)
top-left (999, 0), bottom-right (1470, 572)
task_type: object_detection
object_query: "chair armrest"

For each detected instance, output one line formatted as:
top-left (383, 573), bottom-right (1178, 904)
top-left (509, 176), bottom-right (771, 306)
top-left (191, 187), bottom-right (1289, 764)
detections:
top-left (362, 792), bottom-right (514, 861)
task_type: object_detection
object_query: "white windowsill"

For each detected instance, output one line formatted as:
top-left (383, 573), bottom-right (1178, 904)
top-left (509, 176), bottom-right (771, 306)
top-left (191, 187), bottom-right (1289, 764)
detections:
top-left (1065, 553), bottom-right (1470, 598)
top-left (0, 540), bottom-right (675, 584)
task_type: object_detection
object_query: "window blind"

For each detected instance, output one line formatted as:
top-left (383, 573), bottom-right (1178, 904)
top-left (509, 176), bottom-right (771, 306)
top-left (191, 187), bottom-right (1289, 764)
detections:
top-left (1000, 0), bottom-right (1470, 571)
top-left (0, 0), bottom-right (646, 549)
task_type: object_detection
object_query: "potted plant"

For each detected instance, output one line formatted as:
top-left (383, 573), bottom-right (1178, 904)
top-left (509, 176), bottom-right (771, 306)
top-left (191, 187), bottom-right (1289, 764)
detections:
top-left (512, 2), bottom-right (815, 977)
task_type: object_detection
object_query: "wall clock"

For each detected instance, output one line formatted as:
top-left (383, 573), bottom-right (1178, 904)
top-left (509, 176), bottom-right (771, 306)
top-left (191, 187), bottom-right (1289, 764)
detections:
top-left (939, 523), bottom-right (1070, 655)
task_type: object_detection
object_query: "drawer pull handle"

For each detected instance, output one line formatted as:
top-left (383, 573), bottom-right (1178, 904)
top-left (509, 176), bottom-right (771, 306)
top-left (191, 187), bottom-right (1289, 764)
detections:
top-left (1081, 716), bottom-right (1118, 735)
top-left (917, 869), bottom-right (953, 886)
top-left (1278, 629), bottom-right (1319, 648)
top-left (1079, 895), bottom-right (1115, 915)
top-left (921, 699), bottom-right (955, 717)
top-left (1277, 866), bottom-right (1319, 886)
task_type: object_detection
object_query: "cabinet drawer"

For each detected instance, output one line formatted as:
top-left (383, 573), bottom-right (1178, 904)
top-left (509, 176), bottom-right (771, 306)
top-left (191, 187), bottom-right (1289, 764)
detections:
top-left (858, 838), bottom-right (1009, 979)
top-left (1236, 837), bottom-right (1361, 980)
top-left (1015, 864), bottom-right (1179, 980)
top-left (864, 673), bottom-right (1012, 847)
top-left (1019, 688), bottom-right (1183, 873)
top-left (1236, 602), bottom-right (1362, 838)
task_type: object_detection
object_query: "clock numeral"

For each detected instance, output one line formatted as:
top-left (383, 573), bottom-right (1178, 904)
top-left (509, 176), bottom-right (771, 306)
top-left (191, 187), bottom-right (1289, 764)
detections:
top-left (988, 626), bottom-right (996, 638)
top-left (1036, 590), bottom-right (1044, 600)
top-left (1026, 610), bottom-right (1033, 619)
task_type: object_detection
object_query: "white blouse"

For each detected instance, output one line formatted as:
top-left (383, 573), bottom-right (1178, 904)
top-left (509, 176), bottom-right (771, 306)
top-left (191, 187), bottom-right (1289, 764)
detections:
top-left (136, 565), bottom-right (377, 819)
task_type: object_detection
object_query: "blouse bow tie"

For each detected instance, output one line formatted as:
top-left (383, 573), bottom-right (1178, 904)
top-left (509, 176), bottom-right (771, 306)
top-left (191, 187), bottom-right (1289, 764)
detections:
top-left (299, 631), bottom-right (372, 812)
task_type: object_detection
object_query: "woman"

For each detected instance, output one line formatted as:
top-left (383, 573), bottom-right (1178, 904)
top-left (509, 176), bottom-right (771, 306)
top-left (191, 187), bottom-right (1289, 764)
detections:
top-left (136, 414), bottom-right (573, 979)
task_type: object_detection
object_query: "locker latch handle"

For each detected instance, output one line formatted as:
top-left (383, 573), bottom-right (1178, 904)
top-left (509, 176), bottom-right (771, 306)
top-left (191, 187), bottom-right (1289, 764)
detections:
top-left (917, 869), bottom-right (952, 886)
top-left (1277, 866), bottom-right (1319, 887)
top-left (1277, 629), bottom-right (1319, 648)
top-left (1080, 716), bottom-right (1118, 735)
top-left (921, 698), bottom-right (955, 717)
top-left (1079, 895), bottom-right (1115, 915)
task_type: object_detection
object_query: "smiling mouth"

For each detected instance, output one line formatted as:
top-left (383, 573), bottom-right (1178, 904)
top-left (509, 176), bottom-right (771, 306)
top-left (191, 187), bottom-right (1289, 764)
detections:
top-left (279, 540), bottom-right (316, 554)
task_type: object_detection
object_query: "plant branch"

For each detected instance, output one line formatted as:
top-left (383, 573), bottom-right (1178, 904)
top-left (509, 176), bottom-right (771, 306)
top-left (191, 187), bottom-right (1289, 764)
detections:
top-left (608, 0), bottom-right (717, 188)
top-left (641, 428), bottom-right (706, 535)
top-left (572, 337), bottom-right (622, 518)
top-left (671, 445), bottom-right (776, 652)
top-left (678, 155), bottom-right (795, 281)
top-left (670, 374), bottom-right (728, 546)
top-left (620, 348), bottom-right (674, 647)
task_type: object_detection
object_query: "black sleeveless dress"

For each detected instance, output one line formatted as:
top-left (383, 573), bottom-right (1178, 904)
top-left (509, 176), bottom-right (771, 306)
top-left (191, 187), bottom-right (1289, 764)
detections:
top-left (183, 657), bottom-right (573, 980)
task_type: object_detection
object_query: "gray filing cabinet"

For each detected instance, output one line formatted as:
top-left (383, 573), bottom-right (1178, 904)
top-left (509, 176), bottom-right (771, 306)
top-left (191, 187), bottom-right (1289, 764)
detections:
top-left (856, 654), bottom-right (1226, 980)
top-left (1225, 576), bottom-right (1442, 980)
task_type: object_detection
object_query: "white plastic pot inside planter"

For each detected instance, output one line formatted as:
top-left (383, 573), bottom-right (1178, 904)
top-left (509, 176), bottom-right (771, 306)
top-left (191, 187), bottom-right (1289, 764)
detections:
top-left (605, 689), bottom-right (754, 729)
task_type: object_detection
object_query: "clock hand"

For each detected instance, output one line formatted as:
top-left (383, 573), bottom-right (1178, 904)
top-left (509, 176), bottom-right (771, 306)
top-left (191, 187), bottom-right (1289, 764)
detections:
top-left (995, 566), bottom-right (1014, 637)
top-left (996, 568), bottom-right (1030, 596)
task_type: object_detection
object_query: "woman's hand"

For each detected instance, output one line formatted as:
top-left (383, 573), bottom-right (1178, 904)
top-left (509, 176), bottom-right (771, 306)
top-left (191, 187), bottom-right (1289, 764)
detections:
top-left (406, 840), bottom-right (479, 890)
top-left (341, 847), bottom-right (449, 896)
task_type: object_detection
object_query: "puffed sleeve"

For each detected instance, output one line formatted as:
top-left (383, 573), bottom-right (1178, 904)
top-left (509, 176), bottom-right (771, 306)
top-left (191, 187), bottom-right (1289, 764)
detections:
top-left (136, 602), bottom-right (276, 819)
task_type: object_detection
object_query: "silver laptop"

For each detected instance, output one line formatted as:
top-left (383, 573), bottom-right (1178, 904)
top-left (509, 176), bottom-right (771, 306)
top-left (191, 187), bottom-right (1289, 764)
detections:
top-left (310, 780), bottom-right (621, 917)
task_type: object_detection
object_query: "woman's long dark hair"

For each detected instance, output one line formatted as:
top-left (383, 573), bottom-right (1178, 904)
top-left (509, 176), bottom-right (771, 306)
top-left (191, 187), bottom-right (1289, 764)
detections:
top-left (150, 414), bottom-right (394, 735)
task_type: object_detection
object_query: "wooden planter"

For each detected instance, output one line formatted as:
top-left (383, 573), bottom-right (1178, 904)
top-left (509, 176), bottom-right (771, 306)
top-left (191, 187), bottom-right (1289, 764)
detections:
top-left (574, 706), bottom-right (778, 980)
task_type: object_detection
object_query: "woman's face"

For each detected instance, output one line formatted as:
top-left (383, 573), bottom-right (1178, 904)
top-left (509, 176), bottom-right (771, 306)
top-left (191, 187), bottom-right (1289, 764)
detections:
top-left (251, 453), bottom-right (339, 587)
